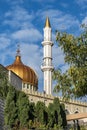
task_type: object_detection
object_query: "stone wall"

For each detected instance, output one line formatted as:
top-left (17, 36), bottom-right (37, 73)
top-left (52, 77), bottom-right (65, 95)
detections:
top-left (23, 89), bottom-right (87, 114)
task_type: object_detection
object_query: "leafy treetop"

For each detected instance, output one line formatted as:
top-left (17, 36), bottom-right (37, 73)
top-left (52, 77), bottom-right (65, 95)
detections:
top-left (53, 25), bottom-right (87, 98)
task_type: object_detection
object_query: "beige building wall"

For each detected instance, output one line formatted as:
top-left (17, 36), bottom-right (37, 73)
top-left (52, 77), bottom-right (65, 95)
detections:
top-left (8, 70), bottom-right (22, 90)
top-left (23, 89), bottom-right (87, 114)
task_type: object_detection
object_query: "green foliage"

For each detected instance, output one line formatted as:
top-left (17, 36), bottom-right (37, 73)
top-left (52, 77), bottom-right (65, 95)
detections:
top-left (60, 103), bottom-right (67, 128)
top-left (69, 124), bottom-right (87, 130)
top-left (29, 102), bottom-right (35, 121)
top-left (4, 86), bottom-right (17, 128)
top-left (35, 101), bottom-right (47, 125)
top-left (4, 87), bottom-right (67, 129)
top-left (80, 125), bottom-right (87, 130)
top-left (54, 25), bottom-right (87, 98)
top-left (0, 66), bottom-right (66, 129)
top-left (0, 66), bottom-right (9, 99)
top-left (53, 98), bottom-right (62, 126)
top-left (48, 98), bottom-right (66, 129)
top-left (28, 120), bottom-right (33, 129)
top-left (17, 91), bottom-right (29, 127)
top-left (47, 103), bottom-right (54, 127)
top-left (4, 86), bottom-right (30, 129)
top-left (53, 69), bottom-right (73, 99)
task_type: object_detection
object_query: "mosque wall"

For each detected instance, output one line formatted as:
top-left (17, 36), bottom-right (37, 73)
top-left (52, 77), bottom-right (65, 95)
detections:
top-left (23, 89), bottom-right (87, 114)
top-left (0, 64), bottom-right (22, 91)
top-left (64, 100), bottom-right (87, 114)
top-left (8, 70), bottom-right (22, 90)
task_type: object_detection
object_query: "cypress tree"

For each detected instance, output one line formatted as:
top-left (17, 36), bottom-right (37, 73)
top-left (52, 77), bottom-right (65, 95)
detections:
top-left (17, 91), bottom-right (29, 128)
top-left (4, 86), bottom-right (17, 128)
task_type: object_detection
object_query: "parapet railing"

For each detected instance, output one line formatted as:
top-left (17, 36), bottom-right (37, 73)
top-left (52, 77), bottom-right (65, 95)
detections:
top-left (22, 89), bottom-right (87, 106)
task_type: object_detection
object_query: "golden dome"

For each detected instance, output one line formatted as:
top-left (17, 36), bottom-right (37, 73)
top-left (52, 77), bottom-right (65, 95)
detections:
top-left (6, 55), bottom-right (38, 88)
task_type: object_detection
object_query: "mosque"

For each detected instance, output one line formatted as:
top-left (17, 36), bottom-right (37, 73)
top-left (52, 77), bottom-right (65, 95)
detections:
top-left (6, 17), bottom-right (54, 96)
top-left (0, 17), bottom-right (87, 129)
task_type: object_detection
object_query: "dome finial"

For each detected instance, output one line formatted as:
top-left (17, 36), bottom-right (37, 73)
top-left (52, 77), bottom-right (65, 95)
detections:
top-left (45, 17), bottom-right (51, 28)
top-left (16, 44), bottom-right (21, 56)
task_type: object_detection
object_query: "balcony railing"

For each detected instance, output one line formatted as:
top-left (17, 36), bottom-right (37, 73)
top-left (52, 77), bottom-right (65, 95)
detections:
top-left (41, 62), bottom-right (53, 66)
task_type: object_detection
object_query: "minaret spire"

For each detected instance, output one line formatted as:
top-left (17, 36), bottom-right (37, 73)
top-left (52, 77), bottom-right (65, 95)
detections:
top-left (45, 17), bottom-right (51, 28)
top-left (41, 17), bottom-right (54, 95)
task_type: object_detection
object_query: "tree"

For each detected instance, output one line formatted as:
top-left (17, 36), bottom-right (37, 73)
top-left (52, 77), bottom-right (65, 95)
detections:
top-left (53, 98), bottom-right (63, 128)
top-left (0, 65), bottom-right (9, 99)
top-left (47, 103), bottom-right (54, 128)
top-left (29, 102), bottom-right (35, 121)
top-left (60, 103), bottom-right (67, 129)
top-left (35, 101), bottom-right (47, 126)
top-left (5, 85), bottom-right (30, 129)
top-left (4, 86), bottom-right (17, 128)
top-left (53, 25), bottom-right (87, 98)
top-left (17, 91), bottom-right (29, 128)
top-left (48, 98), bottom-right (63, 129)
top-left (53, 69), bottom-right (73, 99)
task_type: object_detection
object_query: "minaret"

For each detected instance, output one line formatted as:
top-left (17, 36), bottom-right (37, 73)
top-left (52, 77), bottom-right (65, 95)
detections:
top-left (41, 17), bottom-right (54, 95)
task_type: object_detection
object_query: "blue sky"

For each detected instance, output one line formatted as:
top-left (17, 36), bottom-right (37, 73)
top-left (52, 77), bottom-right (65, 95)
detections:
top-left (0, 0), bottom-right (87, 93)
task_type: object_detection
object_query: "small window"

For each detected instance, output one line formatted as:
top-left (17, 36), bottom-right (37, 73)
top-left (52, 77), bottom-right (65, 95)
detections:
top-left (23, 83), bottom-right (25, 88)
top-left (27, 84), bottom-right (29, 89)
top-left (30, 85), bottom-right (32, 90)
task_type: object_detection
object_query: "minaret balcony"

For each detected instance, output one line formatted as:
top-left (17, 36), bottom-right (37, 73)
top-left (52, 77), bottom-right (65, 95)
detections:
top-left (42, 41), bottom-right (53, 46)
top-left (41, 63), bottom-right (54, 71)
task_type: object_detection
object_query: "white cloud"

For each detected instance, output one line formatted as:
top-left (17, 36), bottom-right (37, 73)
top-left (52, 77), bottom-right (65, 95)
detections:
top-left (75, 0), bottom-right (87, 9)
top-left (37, 9), bottom-right (80, 32)
top-left (53, 15), bottom-right (80, 31)
top-left (53, 44), bottom-right (69, 72)
top-left (53, 44), bottom-right (65, 68)
top-left (20, 43), bottom-right (42, 76)
top-left (6, 0), bottom-right (24, 6)
top-left (60, 3), bottom-right (68, 8)
top-left (32, 0), bottom-right (56, 2)
top-left (82, 16), bottom-right (87, 25)
top-left (12, 29), bottom-right (42, 42)
top-left (3, 6), bottom-right (34, 29)
top-left (0, 36), bottom-right (11, 50)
